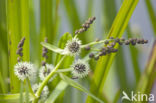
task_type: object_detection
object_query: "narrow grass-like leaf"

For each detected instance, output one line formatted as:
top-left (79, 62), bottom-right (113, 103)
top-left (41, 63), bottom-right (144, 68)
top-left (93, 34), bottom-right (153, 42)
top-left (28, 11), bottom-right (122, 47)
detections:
top-left (45, 80), bottom-right (68, 103)
top-left (39, 0), bottom-right (46, 65)
top-left (63, 0), bottom-right (80, 31)
top-left (0, 6), bottom-right (8, 91)
top-left (145, 0), bottom-right (156, 35)
top-left (0, 94), bottom-right (20, 103)
top-left (0, 0), bottom-right (8, 51)
top-left (60, 73), bottom-right (104, 103)
top-left (52, 0), bottom-right (60, 42)
top-left (86, 0), bottom-right (93, 18)
top-left (87, 0), bottom-right (139, 102)
top-left (44, 0), bottom-right (53, 63)
top-left (134, 40), bottom-right (156, 103)
top-left (103, 0), bottom-right (117, 34)
top-left (39, 0), bottom-right (52, 63)
top-left (84, 0), bottom-right (94, 42)
top-left (0, 72), bottom-right (6, 93)
top-left (29, 0), bottom-right (39, 63)
top-left (0, 2), bottom-right (9, 91)
top-left (0, 93), bottom-right (33, 103)
top-left (108, 0), bottom-right (139, 38)
top-left (0, 50), bottom-right (8, 93)
top-left (39, 0), bottom-right (59, 63)
top-left (41, 42), bottom-right (64, 54)
top-left (63, 0), bottom-right (88, 43)
top-left (6, 0), bottom-right (21, 93)
top-left (20, 0), bottom-right (30, 61)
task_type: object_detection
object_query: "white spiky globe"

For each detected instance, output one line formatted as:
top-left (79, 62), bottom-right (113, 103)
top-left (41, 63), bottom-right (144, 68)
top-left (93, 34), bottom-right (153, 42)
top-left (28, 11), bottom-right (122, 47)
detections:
top-left (63, 37), bottom-right (82, 56)
top-left (14, 62), bottom-right (35, 81)
top-left (72, 59), bottom-right (90, 78)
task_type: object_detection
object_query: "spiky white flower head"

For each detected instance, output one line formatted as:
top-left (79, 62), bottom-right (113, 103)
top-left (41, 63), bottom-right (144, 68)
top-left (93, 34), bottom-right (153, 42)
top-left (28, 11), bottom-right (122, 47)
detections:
top-left (72, 59), bottom-right (90, 78)
top-left (14, 62), bottom-right (34, 81)
top-left (32, 83), bottom-right (49, 102)
top-left (39, 64), bottom-right (54, 82)
top-left (63, 37), bottom-right (82, 56)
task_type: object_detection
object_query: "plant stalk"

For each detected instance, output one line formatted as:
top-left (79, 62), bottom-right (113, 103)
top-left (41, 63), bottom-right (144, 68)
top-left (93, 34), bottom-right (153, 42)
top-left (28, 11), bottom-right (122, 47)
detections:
top-left (26, 78), bottom-right (36, 99)
top-left (81, 39), bottom-right (112, 48)
top-left (33, 56), bottom-right (66, 103)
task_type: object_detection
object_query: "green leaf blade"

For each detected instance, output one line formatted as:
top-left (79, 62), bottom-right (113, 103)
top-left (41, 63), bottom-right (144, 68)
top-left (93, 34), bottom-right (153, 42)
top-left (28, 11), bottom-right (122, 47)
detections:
top-left (41, 42), bottom-right (64, 54)
top-left (87, 0), bottom-right (140, 102)
top-left (60, 73), bottom-right (104, 103)
top-left (7, 0), bottom-right (21, 93)
top-left (46, 80), bottom-right (68, 103)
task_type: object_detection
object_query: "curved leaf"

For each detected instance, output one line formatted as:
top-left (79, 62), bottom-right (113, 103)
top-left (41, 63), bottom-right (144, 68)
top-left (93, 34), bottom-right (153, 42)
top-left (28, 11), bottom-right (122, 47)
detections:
top-left (0, 93), bottom-right (32, 103)
top-left (55, 32), bottom-right (73, 66)
top-left (45, 80), bottom-right (68, 103)
top-left (60, 73), bottom-right (104, 103)
top-left (41, 42), bottom-right (64, 54)
top-left (0, 94), bottom-right (19, 102)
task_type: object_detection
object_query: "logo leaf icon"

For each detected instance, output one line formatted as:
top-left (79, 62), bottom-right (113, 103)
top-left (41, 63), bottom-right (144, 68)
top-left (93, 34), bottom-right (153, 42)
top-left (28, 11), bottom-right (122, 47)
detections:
top-left (122, 91), bottom-right (131, 101)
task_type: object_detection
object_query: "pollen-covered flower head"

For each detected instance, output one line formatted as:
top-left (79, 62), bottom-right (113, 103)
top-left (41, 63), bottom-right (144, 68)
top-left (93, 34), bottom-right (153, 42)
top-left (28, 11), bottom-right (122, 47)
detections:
top-left (14, 62), bottom-right (34, 81)
top-left (32, 83), bottom-right (49, 102)
top-left (39, 64), bottom-right (54, 81)
top-left (72, 59), bottom-right (90, 78)
top-left (64, 37), bottom-right (82, 56)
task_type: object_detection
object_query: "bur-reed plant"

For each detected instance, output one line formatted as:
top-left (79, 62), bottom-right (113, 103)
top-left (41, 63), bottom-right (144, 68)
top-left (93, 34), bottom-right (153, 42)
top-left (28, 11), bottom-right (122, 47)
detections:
top-left (0, 0), bottom-right (155, 103)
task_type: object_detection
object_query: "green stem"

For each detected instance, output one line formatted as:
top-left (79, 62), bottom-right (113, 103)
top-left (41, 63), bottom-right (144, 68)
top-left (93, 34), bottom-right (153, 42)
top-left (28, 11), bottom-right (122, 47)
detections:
top-left (20, 81), bottom-right (24, 103)
top-left (81, 39), bottom-right (112, 48)
top-left (33, 56), bottom-right (66, 103)
top-left (26, 78), bottom-right (36, 99)
top-left (56, 68), bottom-right (73, 73)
